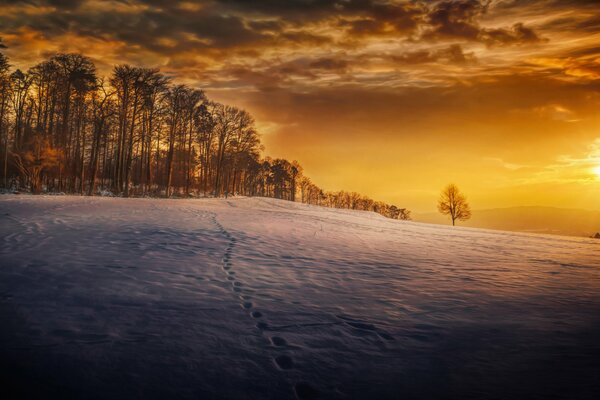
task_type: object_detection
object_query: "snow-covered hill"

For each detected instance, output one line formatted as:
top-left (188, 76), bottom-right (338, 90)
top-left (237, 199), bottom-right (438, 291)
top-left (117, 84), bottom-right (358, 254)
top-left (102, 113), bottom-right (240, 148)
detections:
top-left (1, 196), bottom-right (599, 399)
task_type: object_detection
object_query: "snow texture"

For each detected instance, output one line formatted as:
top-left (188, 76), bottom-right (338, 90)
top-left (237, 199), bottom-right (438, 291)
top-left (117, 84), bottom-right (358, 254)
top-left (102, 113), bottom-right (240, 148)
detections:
top-left (1, 196), bottom-right (599, 399)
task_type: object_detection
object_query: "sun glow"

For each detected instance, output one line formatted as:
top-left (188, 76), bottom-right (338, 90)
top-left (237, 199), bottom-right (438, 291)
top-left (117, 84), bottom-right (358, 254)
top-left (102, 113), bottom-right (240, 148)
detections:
top-left (593, 165), bottom-right (600, 178)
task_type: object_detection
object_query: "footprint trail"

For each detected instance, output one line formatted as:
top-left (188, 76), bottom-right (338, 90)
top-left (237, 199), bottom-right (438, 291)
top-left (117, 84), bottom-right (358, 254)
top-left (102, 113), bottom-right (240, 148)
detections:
top-left (210, 212), bottom-right (320, 399)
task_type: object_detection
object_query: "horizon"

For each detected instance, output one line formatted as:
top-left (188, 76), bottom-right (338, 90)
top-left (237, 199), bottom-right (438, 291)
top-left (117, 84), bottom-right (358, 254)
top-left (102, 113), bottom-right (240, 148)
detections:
top-left (1, 0), bottom-right (599, 213)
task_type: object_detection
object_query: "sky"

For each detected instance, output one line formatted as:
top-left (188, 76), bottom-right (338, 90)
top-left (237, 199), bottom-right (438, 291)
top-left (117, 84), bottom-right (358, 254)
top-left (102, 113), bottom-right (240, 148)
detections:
top-left (1, 0), bottom-right (599, 212)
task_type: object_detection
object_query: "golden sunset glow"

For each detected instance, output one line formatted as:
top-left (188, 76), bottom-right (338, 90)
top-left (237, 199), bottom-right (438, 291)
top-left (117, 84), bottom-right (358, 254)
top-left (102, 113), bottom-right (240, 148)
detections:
top-left (1, 0), bottom-right (599, 212)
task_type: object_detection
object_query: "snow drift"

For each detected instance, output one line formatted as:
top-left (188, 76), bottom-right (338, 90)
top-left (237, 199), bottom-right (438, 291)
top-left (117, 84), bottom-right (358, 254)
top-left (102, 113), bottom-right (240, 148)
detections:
top-left (1, 196), bottom-right (599, 399)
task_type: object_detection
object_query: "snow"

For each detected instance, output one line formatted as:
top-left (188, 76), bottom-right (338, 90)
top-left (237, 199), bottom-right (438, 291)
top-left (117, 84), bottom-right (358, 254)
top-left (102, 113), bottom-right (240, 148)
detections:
top-left (1, 195), bottom-right (599, 399)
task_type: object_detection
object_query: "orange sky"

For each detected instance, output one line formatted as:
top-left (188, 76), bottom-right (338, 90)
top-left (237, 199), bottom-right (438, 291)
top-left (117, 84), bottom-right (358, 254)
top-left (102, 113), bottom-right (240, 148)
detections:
top-left (1, 0), bottom-right (599, 212)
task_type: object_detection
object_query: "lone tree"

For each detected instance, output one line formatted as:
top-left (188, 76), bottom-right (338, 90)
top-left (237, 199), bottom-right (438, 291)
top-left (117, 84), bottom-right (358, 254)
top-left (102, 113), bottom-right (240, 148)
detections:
top-left (437, 184), bottom-right (471, 226)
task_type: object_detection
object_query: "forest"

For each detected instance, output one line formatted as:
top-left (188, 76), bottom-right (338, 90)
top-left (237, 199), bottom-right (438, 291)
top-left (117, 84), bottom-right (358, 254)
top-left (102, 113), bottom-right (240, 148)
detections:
top-left (0, 48), bottom-right (410, 221)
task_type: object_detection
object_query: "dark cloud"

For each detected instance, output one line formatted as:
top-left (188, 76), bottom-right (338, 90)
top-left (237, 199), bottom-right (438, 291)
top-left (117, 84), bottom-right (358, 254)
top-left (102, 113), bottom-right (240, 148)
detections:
top-left (247, 19), bottom-right (284, 33)
top-left (393, 44), bottom-right (476, 64)
top-left (0, 0), bottom-right (549, 67)
top-left (482, 22), bottom-right (544, 46)
top-left (566, 45), bottom-right (600, 58)
top-left (215, 0), bottom-right (421, 23)
top-left (309, 57), bottom-right (348, 71)
top-left (575, 14), bottom-right (600, 32)
top-left (0, 3), bottom-right (272, 54)
top-left (0, 0), bottom-right (81, 8)
top-left (0, 0), bottom-right (340, 56)
top-left (341, 18), bottom-right (388, 36)
top-left (421, 0), bottom-right (543, 46)
top-left (423, 0), bottom-right (485, 41)
top-left (278, 31), bottom-right (332, 46)
top-left (495, 0), bottom-right (600, 11)
top-left (209, 55), bottom-right (352, 91)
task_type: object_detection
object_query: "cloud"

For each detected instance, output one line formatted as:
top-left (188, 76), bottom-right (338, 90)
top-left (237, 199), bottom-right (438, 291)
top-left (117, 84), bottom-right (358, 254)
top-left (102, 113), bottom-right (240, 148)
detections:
top-left (528, 56), bottom-right (600, 81)
top-left (0, 0), bottom-right (545, 67)
top-left (515, 139), bottom-right (600, 185)
top-left (532, 104), bottom-right (580, 122)
top-left (308, 57), bottom-right (349, 71)
top-left (393, 44), bottom-right (476, 64)
top-left (0, 0), bottom-right (81, 9)
top-left (482, 22), bottom-right (544, 46)
top-left (422, 0), bottom-right (486, 41)
top-left (485, 157), bottom-right (531, 171)
top-left (420, 0), bottom-right (543, 47)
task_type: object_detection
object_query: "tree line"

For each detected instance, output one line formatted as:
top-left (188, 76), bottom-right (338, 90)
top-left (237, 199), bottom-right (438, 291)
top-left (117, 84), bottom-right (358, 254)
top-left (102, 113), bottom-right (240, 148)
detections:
top-left (0, 47), bottom-right (411, 221)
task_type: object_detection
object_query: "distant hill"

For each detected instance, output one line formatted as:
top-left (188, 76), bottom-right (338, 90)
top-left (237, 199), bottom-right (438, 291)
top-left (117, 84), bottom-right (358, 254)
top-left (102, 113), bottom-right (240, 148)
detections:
top-left (413, 206), bottom-right (600, 238)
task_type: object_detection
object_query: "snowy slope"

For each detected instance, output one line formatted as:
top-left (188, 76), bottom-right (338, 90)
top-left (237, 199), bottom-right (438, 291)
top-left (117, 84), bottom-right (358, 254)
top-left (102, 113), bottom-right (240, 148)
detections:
top-left (1, 195), bottom-right (599, 399)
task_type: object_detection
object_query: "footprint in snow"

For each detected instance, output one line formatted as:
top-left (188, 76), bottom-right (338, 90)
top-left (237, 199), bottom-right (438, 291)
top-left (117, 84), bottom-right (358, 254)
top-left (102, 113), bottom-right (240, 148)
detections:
top-left (256, 321), bottom-right (268, 330)
top-left (242, 302), bottom-right (253, 309)
top-left (274, 354), bottom-right (294, 370)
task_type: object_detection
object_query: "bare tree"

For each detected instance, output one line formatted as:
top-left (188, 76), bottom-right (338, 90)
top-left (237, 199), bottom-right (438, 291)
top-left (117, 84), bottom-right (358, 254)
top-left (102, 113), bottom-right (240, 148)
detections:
top-left (87, 79), bottom-right (115, 195)
top-left (163, 84), bottom-right (187, 197)
top-left (10, 69), bottom-right (32, 151)
top-left (138, 68), bottom-right (169, 195)
top-left (437, 184), bottom-right (472, 226)
top-left (0, 49), bottom-right (11, 188)
top-left (212, 104), bottom-right (237, 197)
